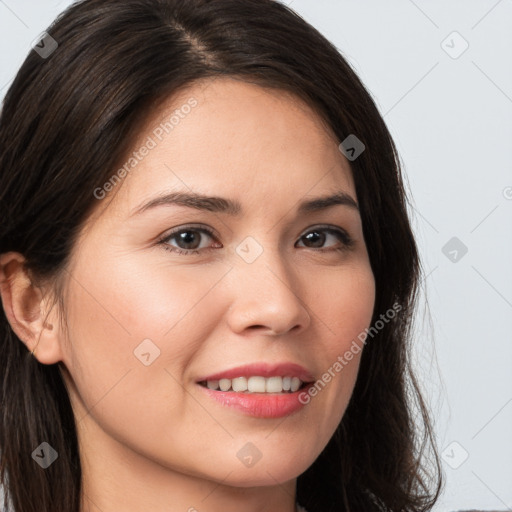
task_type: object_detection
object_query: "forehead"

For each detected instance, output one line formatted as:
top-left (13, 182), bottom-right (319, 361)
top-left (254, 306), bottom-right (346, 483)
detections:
top-left (98, 77), bottom-right (356, 219)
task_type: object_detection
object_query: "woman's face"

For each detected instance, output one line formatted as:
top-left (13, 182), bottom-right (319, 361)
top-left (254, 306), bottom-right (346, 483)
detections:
top-left (56, 77), bottom-right (375, 490)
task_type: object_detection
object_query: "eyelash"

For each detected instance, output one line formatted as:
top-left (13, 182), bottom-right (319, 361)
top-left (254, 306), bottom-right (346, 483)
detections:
top-left (157, 223), bottom-right (355, 257)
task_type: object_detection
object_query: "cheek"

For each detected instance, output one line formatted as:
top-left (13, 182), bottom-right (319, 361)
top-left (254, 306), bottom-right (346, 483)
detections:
top-left (331, 264), bottom-right (375, 384)
top-left (60, 253), bottom-right (232, 409)
top-left (310, 262), bottom-right (375, 352)
top-left (300, 262), bottom-right (375, 424)
top-left (59, 257), bottom-right (223, 448)
top-left (67, 252), bottom-right (229, 346)
top-left (101, 256), bottom-right (232, 337)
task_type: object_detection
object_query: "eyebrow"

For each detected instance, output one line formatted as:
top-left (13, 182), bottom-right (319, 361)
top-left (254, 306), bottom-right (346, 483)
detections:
top-left (130, 190), bottom-right (359, 217)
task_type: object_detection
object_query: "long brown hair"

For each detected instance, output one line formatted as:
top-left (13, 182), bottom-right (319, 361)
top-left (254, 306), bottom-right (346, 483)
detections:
top-left (0, 1), bottom-right (442, 510)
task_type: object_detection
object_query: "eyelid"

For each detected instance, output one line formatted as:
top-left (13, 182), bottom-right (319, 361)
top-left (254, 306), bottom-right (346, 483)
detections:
top-left (298, 224), bottom-right (355, 248)
top-left (157, 223), bottom-right (219, 243)
top-left (157, 222), bottom-right (355, 255)
top-left (157, 223), bottom-right (352, 242)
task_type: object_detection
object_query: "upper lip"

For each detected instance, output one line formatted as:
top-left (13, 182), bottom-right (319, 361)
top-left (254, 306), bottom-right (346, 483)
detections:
top-left (196, 362), bottom-right (315, 383)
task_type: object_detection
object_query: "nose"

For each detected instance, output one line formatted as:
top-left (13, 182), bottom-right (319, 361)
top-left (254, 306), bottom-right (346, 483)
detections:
top-left (225, 246), bottom-right (311, 337)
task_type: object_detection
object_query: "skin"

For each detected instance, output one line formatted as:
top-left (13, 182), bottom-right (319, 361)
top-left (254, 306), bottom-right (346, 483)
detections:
top-left (0, 77), bottom-right (375, 512)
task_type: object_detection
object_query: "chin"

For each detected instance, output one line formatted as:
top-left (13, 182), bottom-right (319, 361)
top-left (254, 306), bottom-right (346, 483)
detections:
top-left (216, 455), bottom-right (313, 487)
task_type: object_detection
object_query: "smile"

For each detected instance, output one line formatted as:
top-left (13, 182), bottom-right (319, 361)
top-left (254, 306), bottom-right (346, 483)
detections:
top-left (199, 375), bottom-right (306, 393)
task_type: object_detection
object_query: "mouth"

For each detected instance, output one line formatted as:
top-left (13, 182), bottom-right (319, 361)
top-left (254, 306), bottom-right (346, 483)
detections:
top-left (195, 362), bottom-right (316, 418)
top-left (195, 361), bottom-right (315, 393)
top-left (198, 376), bottom-right (311, 394)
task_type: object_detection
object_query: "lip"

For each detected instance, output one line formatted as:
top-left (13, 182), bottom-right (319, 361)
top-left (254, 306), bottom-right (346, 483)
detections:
top-left (197, 383), bottom-right (315, 418)
top-left (196, 362), bottom-right (315, 383)
top-left (195, 362), bottom-right (316, 419)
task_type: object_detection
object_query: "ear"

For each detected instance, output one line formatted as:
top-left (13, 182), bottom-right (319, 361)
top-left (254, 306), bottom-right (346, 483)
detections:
top-left (0, 251), bottom-right (64, 364)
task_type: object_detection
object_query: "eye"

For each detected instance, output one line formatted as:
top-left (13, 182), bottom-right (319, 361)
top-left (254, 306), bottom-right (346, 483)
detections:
top-left (296, 225), bottom-right (354, 252)
top-left (157, 224), bottom-right (354, 256)
top-left (157, 225), bottom-right (221, 256)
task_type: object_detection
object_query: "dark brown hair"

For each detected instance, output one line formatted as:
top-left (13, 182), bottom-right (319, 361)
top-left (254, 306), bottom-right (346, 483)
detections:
top-left (0, 0), bottom-right (442, 511)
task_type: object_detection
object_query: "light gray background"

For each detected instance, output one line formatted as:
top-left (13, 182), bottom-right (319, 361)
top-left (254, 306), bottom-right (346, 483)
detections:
top-left (1, 1), bottom-right (511, 511)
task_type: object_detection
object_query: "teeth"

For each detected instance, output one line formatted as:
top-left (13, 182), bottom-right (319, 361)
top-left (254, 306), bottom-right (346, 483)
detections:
top-left (290, 376), bottom-right (301, 392)
top-left (232, 377), bottom-right (248, 392)
top-left (203, 375), bottom-right (306, 393)
top-left (219, 378), bottom-right (231, 391)
top-left (206, 379), bottom-right (219, 390)
top-left (266, 376), bottom-right (282, 393)
top-left (248, 376), bottom-right (266, 392)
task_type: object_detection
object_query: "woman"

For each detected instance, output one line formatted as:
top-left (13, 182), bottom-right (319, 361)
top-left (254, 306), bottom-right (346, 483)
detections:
top-left (0, 0), bottom-right (442, 511)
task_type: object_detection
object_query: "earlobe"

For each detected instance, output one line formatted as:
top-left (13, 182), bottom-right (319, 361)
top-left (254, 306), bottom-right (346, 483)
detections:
top-left (0, 251), bottom-right (63, 364)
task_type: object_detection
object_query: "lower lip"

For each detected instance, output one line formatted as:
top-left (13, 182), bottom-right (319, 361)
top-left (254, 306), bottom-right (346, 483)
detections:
top-left (197, 383), bottom-right (313, 418)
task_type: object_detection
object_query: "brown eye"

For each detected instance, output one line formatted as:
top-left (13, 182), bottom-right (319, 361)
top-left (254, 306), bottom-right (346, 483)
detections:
top-left (169, 230), bottom-right (205, 250)
top-left (296, 226), bottom-right (354, 251)
top-left (159, 225), bottom-right (221, 255)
